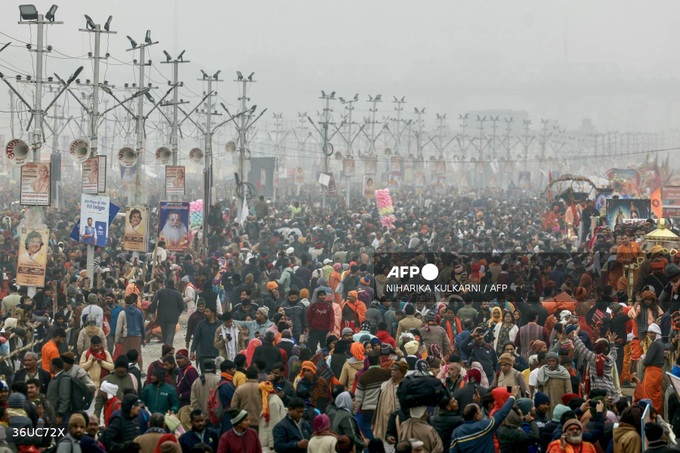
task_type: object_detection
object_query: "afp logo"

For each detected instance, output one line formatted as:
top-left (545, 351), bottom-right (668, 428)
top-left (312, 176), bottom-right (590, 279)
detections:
top-left (386, 263), bottom-right (439, 281)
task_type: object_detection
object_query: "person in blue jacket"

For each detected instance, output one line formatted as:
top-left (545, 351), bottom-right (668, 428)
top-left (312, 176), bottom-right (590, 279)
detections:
top-left (449, 385), bottom-right (519, 453)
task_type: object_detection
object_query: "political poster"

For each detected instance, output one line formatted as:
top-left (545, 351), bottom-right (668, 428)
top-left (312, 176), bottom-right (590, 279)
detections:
top-left (518, 171), bottom-right (531, 190)
top-left (364, 157), bottom-right (377, 176)
top-left (390, 155), bottom-right (402, 173)
top-left (414, 171), bottom-right (425, 188)
top-left (79, 194), bottom-right (110, 247)
top-left (295, 167), bottom-right (304, 185)
top-left (434, 176), bottom-right (447, 194)
top-left (387, 172), bottom-right (401, 190)
top-left (16, 228), bottom-right (49, 287)
top-left (82, 156), bottom-right (107, 194)
top-left (158, 201), bottom-right (190, 252)
top-left (364, 176), bottom-right (375, 198)
top-left (20, 163), bottom-right (51, 206)
top-left (343, 159), bottom-right (355, 178)
top-left (165, 166), bottom-right (186, 196)
top-left (605, 198), bottom-right (651, 229)
top-left (123, 206), bottom-right (149, 252)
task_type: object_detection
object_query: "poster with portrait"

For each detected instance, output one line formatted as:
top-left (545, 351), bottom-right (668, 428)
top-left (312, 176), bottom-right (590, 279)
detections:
top-left (364, 157), bottom-right (377, 176)
top-left (434, 176), bottom-right (447, 194)
top-left (16, 228), bottom-right (49, 287)
top-left (363, 176), bottom-right (375, 198)
top-left (605, 198), bottom-right (651, 229)
top-left (295, 167), bottom-right (304, 185)
top-left (165, 166), bottom-right (186, 196)
top-left (123, 206), bottom-right (149, 252)
top-left (390, 155), bottom-right (402, 173)
top-left (414, 171), bottom-right (425, 188)
top-left (403, 161), bottom-right (414, 185)
top-left (79, 194), bottom-right (110, 247)
top-left (518, 171), bottom-right (531, 190)
top-left (387, 172), bottom-right (401, 190)
top-left (158, 201), bottom-right (190, 252)
top-left (82, 156), bottom-right (106, 194)
top-left (343, 159), bottom-right (355, 178)
top-left (82, 156), bottom-right (107, 194)
top-left (20, 163), bottom-right (51, 206)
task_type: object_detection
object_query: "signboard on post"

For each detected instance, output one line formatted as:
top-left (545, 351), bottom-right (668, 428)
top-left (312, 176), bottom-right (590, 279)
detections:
top-left (158, 201), bottom-right (190, 252)
top-left (662, 186), bottom-right (680, 217)
top-left (605, 199), bottom-right (651, 229)
top-left (364, 176), bottom-right (375, 198)
top-left (79, 194), bottom-right (110, 247)
top-left (20, 163), bottom-right (51, 206)
top-left (82, 156), bottom-right (107, 194)
top-left (165, 166), bottom-right (186, 196)
top-left (16, 228), bottom-right (48, 287)
top-left (123, 206), bottom-right (149, 252)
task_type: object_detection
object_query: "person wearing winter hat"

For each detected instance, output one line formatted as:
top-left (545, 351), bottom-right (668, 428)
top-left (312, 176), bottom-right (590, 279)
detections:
top-left (141, 366), bottom-right (179, 414)
top-left (308, 413), bottom-right (338, 452)
top-left (339, 343), bottom-right (365, 388)
top-left (94, 355), bottom-right (135, 417)
top-left (100, 393), bottom-right (142, 449)
top-left (635, 322), bottom-right (665, 413)
top-left (535, 352), bottom-right (572, 418)
top-left (5, 391), bottom-right (43, 450)
top-left (533, 392), bottom-right (551, 423)
top-left (547, 418), bottom-right (597, 452)
top-left (216, 408), bottom-right (261, 453)
top-left (490, 352), bottom-right (528, 397)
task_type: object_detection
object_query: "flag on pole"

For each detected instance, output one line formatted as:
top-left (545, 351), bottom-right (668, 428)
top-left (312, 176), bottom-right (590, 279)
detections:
top-left (237, 198), bottom-right (249, 225)
top-left (651, 187), bottom-right (663, 219)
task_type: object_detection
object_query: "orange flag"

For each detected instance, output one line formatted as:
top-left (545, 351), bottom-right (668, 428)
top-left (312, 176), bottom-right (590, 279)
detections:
top-left (651, 188), bottom-right (663, 219)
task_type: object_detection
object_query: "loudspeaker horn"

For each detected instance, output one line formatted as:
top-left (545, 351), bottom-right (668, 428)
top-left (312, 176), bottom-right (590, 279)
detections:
top-left (225, 141), bottom-right (236, 153)
top-left (155, 146), bottom-right (172, 165)
top-left (69, 139), bottom-right (91, 163)
top-left (5, 138), bottom-right (29, 166)
top-left (189, 147), bottom-right (203, 163)
top-left (118, 147), bottom-right (138, 168)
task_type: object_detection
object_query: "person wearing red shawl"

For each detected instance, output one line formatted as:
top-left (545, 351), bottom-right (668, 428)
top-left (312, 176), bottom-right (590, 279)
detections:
top-left (442, 304), bottom-right (462, 354)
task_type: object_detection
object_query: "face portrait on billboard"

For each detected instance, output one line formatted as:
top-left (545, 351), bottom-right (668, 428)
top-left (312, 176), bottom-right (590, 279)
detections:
top-left (31, 164), bottom-right (50, 193)
top-left (160, 210), bottom-right (188, 247)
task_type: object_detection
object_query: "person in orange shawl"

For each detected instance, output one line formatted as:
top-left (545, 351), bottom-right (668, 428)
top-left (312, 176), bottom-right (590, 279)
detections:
top-left (634, 323), bottom-right (664, 413)
top-left (614, 232), bottom-right (643, 288)
top-left (340, 291), bottom-right (366, 333)
top-left (294, 360), bottom-right (330, 413)
top-left (442, 304), bottom-right (462, 354)
top-left (544, 205), bottom-right (562, 233)
top-left (258, 380), bottom-right (286, 452)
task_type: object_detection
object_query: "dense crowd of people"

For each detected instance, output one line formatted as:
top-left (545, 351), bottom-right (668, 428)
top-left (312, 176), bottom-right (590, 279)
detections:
top-left (0, 179), bottom-right (678, 453)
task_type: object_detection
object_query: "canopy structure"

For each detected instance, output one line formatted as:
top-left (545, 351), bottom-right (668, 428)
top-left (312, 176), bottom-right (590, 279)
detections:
top-left (643, 218), bottom-right (680, 254)
top-left (541, 174), bottom-right (598, 200)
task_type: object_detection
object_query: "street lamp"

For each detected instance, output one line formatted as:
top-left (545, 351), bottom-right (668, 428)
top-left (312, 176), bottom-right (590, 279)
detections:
top-left (45, 4), bottom-right (58, 21)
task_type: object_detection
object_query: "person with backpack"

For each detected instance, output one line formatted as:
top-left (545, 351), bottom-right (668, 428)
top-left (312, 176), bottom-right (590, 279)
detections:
top-left (55, 412), bottom-right (87, 453)
top-left (62, 352), bottom-right (97, 394)
top-left (190, 359), bottom-right (220, 415)
top-left (45, 357), bottom-right (72, 428)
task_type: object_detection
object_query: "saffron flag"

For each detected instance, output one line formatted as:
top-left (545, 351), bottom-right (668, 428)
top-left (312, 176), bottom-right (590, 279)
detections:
top-left (651, 188), bottom-right (663, 219)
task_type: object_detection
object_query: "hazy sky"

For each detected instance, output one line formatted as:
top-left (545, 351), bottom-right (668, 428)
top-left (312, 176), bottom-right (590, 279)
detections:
top-left (2, 0), bottom-right (680, 137)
